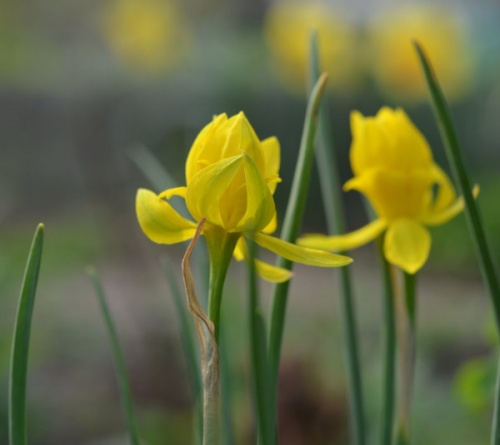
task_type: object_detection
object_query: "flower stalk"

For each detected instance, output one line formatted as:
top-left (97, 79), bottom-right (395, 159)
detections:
top-left (182, 220), bottom-right (221, 445)
top-left (204, 225), bottom-right (240, 343)
top-left (377, 237), bottom-right (397, 445)
top-left (395, 272), bottom-right (418, 445)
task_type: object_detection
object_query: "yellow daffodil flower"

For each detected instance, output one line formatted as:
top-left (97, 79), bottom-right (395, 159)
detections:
top-left (368, 5), bottom-right (474, 102)
top-left (104, 0), bottom-right (191, 75)
top-left (264, 2), bottom-right (361, 95)
top-left (137, 112), bottom-right (352, 283)
top-left (299, 107), bottom-right (477, 274)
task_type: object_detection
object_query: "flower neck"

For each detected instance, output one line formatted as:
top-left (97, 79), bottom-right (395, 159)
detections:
top-left (203, 224), bottom-right (240, 343)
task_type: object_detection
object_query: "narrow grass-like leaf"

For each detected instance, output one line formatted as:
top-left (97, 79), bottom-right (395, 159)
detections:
top-left (9, 223), bottom-right (44, 445)
top-left (414, 41), bottom-right (500, 326)
top-left (161, 256), bottom-right (203, 444)
top-left (87, 267), bottom-right (140, 445)
top-left (309, 31), bottom-right (367, 445)
top-left (268, 72), bottom-right (328, 380)
top-left (415, 42), bottom-right (500, 445)
top-left (247, 239), bottom-right (274, 445)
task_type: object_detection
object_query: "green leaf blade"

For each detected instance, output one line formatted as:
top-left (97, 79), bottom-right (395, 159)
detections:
top-left (9, 223), bottom-right (44, 445)
top-left (88, 267), bottom-right (141, 445)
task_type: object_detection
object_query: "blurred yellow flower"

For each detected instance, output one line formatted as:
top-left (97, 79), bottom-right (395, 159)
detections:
top-left (300, 108), bottom-right (476, 274)
top-left (368, 5), bottom-right (474, 102)
top-left (264, 1), bottom-right (361, 95)
top-left (137, 112), bottom-right (351, 282)
top-left (104, 0), bottom-right (190, 75)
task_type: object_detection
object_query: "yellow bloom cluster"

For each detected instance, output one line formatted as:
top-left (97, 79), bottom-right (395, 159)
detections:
top-left (264, 2), bottom-right (474, 102)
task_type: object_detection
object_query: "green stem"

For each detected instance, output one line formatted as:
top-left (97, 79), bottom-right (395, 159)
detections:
top-left (204, 226), bottom-right (239, 343)
top-left (309, 31), bottom-right (366, 445)
top-left (396, 272), bottom-right (418, 444)
top-left (377, 238), bottom-right (396, 445)
top-left (247, 239), bottom-right (274, 445)
top-left (203, 225), bottom-right (239, 445)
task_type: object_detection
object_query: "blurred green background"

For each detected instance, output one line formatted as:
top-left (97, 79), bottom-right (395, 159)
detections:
top-left (1, 0), bottom-right (500, 443)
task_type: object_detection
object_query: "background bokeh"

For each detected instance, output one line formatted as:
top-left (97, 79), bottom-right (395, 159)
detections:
top-left (1, 0), bottom-right (500, 443)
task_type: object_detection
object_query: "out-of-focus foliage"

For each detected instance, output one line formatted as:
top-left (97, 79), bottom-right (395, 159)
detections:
top-left (455, 356), bottom-right (496, 412)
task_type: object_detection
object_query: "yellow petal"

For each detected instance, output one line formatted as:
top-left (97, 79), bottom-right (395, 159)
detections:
top-left (422, 184), bottom-right (479, 226)
top-left (298, 218), bottom-right (387, 251)
top-left (429, 164), bottom-right (456, 212)
top-left (254, 233), bottom-right (352, 267)
top-left (350, 111), bottom-right (392, 176)
top-left (375, 107), bottom-right (433, 170)
top-left (261, 136), bottom-right (281, 194)
top-left (185, 113), bottom-right (228, 183)
top-left (239, 152), bottom-right (275, 232)
top-left (159, 186), bottom-right (187, 200)
top-left (262, 212), bottom-right (277, 234)
top-left (345, 167), bottom-right (435, 222)
top-left (384, 218), bottom-right (431, 274)
top-left (186, 155), bottom-right (243, 229)
top-left (255, 259), bottom-right (294, 283)
top-left (234, 238), bottom-right (293, 283)
top-left (350, 108), bottom-right (433, 177)
top-left (136, 188), bottom-right (197, 244)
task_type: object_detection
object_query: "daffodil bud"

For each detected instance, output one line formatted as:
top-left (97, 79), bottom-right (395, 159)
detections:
top-left (185, 112), bottom-right (279, 233)
top-left (136, 111), bottom-right (352, 283)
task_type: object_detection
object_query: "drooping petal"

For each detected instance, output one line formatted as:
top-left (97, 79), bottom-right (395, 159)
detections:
top-left (384, 218), bottom-right (431, 274)
top-left (136, 188), bottom-right (197, 244)
top-left (422, 185), bottom-right (479, 226)
top-left (186, 155), bottom-right (243, 229)
top-left (234, 238), bottom-right (293, 283)
top-left (254, 233), bottom-right (352, 267)
top-left (298, 218), bottom-right (387, 251)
